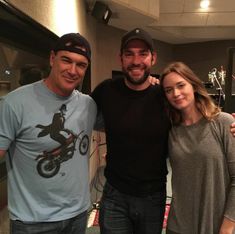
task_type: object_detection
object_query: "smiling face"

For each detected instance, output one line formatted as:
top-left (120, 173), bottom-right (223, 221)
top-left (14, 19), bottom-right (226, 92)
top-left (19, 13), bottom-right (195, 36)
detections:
top-left (45, 50), bottom-right (89, 96)
top-left (162, 72), bottom-right (196, 112)
top-left (120, 39), bottom-right (156, 90)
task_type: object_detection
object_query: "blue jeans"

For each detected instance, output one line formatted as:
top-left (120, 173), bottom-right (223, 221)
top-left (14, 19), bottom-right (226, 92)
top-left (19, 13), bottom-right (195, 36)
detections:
top-left (10, 210), bottom-right (87, 234)
top-left (99, 182), bottom-right (166, 234)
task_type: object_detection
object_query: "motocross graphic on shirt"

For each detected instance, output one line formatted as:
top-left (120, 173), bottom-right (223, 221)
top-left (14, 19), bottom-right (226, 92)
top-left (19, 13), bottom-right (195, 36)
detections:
top-left (35, 104), bottom-right (89, 178)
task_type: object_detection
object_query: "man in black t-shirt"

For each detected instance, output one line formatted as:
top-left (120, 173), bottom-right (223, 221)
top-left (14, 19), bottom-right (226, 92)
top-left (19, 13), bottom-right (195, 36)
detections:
top-left (91, 28), bottom-right (170, 234)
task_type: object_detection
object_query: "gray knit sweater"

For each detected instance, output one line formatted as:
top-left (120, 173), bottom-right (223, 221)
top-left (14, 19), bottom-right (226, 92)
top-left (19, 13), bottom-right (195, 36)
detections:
top-left (167, 112), bottom-right (235, 234)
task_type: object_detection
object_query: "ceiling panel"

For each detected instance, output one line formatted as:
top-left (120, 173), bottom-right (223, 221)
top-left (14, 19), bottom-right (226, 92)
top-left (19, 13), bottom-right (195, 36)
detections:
top-left (86, 0), bottom-right (235, 44)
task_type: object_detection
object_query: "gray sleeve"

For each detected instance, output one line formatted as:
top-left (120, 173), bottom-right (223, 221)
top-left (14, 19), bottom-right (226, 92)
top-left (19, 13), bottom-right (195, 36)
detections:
top-left (218, 112), bottom-right (235, 220)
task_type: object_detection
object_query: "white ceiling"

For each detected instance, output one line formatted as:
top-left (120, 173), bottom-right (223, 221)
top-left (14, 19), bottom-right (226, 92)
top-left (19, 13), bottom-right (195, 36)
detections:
top-left (86, 0), bottom-right (235, 44)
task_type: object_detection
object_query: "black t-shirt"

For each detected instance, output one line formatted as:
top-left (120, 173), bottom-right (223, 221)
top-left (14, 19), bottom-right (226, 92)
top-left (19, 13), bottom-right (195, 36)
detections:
top-left (91, 78), bottom-right (171, 196)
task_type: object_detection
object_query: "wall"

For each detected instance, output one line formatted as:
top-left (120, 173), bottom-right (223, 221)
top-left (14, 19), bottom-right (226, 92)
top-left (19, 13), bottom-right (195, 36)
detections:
top-left (153, 40), bottom-right (174, 74)
top-left (95, 23), bottom-right (123, 82)
top-left (8, 0), bottom-right (85, 36)
top-left (173, 40), bottom-right (235, 82)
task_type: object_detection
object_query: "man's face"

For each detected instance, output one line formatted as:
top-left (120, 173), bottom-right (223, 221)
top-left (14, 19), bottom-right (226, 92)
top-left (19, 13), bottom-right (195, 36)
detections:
top-left (47, 50), bottom-right (89, 96)
top-left (120, 39), bottom-right (156, 88)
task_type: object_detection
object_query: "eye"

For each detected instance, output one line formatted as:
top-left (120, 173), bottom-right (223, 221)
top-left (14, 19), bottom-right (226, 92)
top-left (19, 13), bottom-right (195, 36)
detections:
top-left (76, 63), bottom-right (88, 70)
top-left (123, 52), bottom-right (133, 57)
top-left (164, 88), bottom-right (172, 94)
top-left (177, 83), bottom-right (186, 89)
top-left (61, 57), bottom-right (72, 64)
top-left (140, 51), bottom-right (149, 57)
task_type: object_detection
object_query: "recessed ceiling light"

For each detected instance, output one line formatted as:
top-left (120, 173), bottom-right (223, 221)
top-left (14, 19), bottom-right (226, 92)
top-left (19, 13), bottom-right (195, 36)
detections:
top-left (200, 0), bottom-right (210, 9)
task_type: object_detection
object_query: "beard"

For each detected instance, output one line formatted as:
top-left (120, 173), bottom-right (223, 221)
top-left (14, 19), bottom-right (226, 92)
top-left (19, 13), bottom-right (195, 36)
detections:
top-left (122, 64), bottom-right (150, 86)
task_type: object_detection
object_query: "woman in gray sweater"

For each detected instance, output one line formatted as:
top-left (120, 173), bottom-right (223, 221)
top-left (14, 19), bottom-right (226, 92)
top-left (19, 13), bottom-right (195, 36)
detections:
top-left (160, 62), bottom-right (235, 234)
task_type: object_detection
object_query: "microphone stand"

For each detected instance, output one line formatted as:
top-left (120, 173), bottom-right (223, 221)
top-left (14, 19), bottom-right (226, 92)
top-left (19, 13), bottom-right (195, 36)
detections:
top-left (211, 68), bottom-right (225, 107)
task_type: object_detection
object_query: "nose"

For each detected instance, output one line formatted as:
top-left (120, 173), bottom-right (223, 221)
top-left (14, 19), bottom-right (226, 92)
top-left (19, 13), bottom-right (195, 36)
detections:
top-left (68, 63), bottom-right (77, 75)
top-left (173, 88), bottom-right (180, 96)
top-left (132, 54), bottom-right (141, 65)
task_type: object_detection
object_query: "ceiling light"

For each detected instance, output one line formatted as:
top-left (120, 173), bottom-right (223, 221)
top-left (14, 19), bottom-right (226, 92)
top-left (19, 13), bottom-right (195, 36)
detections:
top-left (200, 0), bottom-right (210, 9)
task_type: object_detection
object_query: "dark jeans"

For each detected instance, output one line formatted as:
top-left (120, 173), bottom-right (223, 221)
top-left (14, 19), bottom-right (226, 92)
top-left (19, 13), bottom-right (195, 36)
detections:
top-left (10, 210), bottom-right (87, 234)
top-left (99, 182), bottom-right (166, 234)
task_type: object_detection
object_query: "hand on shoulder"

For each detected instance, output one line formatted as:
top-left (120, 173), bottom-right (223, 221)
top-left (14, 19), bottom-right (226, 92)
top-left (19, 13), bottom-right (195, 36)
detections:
top-left (148, 76), bottom-right (160, 85)
top-left (231, 113), bottom-right (235, 136)
top-left (219, 217), bottom-right (235, 234)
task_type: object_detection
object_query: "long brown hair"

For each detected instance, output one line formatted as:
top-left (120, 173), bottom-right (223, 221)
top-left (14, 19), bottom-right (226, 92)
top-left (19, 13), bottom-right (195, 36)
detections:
top-left (160, 62), bottom-right (220, 125)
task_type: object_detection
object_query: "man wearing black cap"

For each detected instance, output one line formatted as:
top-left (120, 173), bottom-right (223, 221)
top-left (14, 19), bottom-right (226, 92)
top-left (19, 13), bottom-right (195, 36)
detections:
top-left (91, 28), bottom-right (171, 234)
top-left (0, 33), bottom-right (97, 234)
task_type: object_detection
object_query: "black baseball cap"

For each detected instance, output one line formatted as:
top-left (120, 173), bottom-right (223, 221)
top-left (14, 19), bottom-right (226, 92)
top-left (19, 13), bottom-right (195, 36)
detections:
top-left (53, 33), bottom-right (91, 62)
top-left (120, 28), bottom-right (154, 53)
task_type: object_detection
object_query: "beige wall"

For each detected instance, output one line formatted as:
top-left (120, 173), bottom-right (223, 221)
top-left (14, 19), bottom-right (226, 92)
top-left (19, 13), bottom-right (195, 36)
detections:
top-left (95, 24), bottom-right (124, 82)
top-left (8, 0), bottom-right (86, 36)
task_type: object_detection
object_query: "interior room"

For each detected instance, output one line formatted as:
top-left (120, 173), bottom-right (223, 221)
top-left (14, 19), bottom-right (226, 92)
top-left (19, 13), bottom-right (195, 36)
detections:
top-left (1, 0), bottom-right (235, 233)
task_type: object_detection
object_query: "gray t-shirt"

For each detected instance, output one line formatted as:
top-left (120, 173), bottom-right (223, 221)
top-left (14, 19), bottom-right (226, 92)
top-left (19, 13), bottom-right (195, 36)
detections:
top-left (167, 112), bottom-right (235, 234)
top-left (0, 80), bottom-right (97, 222)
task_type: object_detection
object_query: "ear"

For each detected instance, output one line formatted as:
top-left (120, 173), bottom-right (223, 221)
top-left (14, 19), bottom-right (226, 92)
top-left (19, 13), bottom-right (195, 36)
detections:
top-left (49, 51), bottom-right (56, 67)
top-left (151, 52), bottom-right (157, 66)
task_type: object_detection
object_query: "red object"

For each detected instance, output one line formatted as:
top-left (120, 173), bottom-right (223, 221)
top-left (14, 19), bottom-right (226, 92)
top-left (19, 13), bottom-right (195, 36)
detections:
top-left (93, 210), bottom-right (99, 226)
top-left (163, 204), bottom-right (171, 228)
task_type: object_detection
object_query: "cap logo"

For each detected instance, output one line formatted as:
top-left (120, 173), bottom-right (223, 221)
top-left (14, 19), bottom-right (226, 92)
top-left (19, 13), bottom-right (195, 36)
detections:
top-left (135, 29), bottom-right (140, 34)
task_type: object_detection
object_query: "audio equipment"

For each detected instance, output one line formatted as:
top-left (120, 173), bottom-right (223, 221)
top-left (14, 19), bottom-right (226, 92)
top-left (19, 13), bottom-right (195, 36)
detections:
top-left (91, 1), bottom-right (112, 24)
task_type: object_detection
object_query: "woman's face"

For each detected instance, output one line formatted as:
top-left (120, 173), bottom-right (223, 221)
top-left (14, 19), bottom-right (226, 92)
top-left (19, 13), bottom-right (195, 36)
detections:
top-left (162, 72), bottom-right (196, 112)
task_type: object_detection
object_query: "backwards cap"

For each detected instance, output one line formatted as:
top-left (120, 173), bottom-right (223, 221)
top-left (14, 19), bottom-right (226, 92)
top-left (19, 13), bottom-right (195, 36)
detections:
top-left (53, 33), bottom-right (91, 62)
top-left (120, 28), bottom-right (154, 52)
